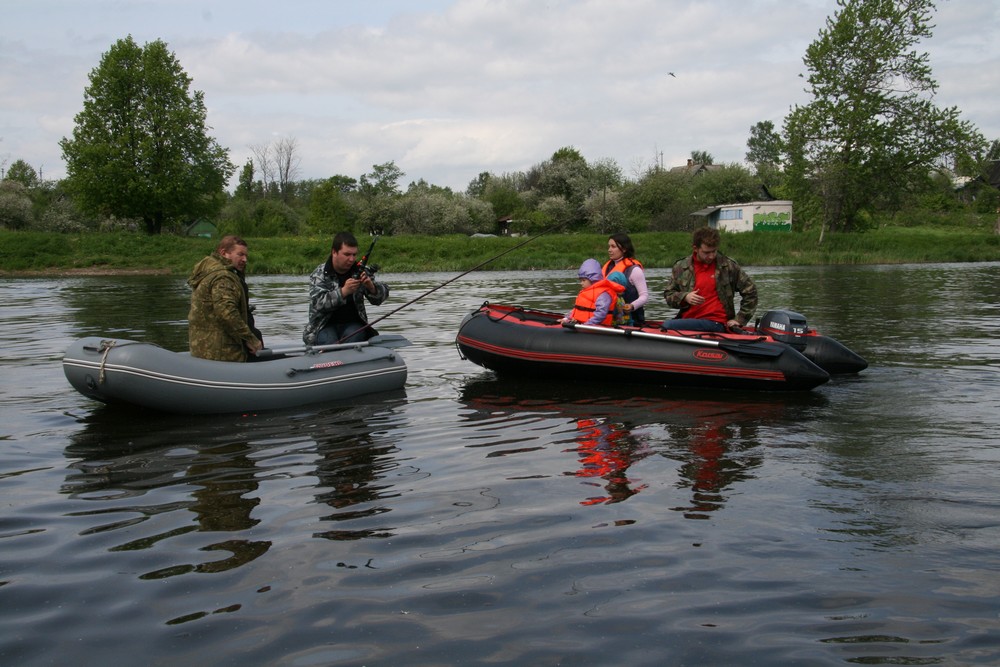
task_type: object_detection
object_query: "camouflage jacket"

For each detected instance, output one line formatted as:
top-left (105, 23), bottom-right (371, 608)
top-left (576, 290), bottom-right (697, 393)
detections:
top-left (187, 252), bottom-right (260, 362)
top-left (663, 252), bottom-right (758, 326)
top-left (302, 261), bottom-right (390, 345)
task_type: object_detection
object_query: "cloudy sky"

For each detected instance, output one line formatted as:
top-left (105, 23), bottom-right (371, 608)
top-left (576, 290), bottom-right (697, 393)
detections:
top-left (3, 0), bottom-right (999, 192)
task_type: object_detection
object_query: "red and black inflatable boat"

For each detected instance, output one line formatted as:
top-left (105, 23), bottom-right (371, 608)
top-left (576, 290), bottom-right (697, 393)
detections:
top-left (456, 303), bottom-right (866, 392)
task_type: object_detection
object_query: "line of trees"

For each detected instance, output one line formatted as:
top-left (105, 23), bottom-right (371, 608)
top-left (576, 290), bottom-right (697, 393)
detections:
top-left (2, 0), bottom-right (998, 238)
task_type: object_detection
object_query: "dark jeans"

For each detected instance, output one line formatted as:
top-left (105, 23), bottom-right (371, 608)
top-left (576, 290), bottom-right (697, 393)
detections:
top-left (316, 321), bottom-right (369, 345)
top-left (660, 318), bottom-right (727, 333)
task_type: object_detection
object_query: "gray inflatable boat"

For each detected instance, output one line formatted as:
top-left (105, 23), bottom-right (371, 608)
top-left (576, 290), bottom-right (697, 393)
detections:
top-left (63, 334), bottom-right (409, 414)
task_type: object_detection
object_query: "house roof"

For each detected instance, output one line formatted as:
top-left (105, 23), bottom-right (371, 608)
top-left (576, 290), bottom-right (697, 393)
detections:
top-left (691, 206), bottom-right (721, 216)
top-left (690, 200), bottom-right (793, 217)
top-left (669, 161), bottom-right (723, 175)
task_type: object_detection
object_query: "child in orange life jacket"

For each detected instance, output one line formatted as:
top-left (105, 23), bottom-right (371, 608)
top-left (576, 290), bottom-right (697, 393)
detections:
top-left (560, 259), bottom-right (627, 326)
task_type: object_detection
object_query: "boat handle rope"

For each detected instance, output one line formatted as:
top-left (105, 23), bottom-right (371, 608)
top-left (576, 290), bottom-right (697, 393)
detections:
top-left (97, 339), bottom-right (117, 385)
top-left (78, 339), bottom-right (146, 385)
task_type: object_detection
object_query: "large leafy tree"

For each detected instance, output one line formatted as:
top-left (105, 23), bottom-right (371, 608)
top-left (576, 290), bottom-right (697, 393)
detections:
top-left (746, 121), bottom-right (782, 168)
top-left (746, 120), bottom-right (785, 191)
top-left (783, 0), bottom-right (985, 234)
top-left (690, 150), bottom-right (714, 165)
top-left (307, 175), bottom-right (359, 234)
top-left (4, 159), bottom-right (40, 188)
top-left (358, 161), bottom-right (404, 234)
top-left (60, 36), bottom-right (234, 234)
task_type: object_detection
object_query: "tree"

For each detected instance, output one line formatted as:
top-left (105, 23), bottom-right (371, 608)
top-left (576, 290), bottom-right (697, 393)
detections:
top-left (479, 173), bottom-right (525, 220)
top-left (583, 188), bottom-right (623, 233)
top-left (307, 175), bottom-right (358, 234)
top-left (234, 160), bottom-right (257, 200)
top-left (274, 137), bottom-right (301, 201)
top-left (248, 137), bottom-right (301, 201)
top-left (620, 168), bottom-right (695, 231)
top-left (987, 139), bottom-right (1000, 162)
top-left (530, 147), bottom-right (591, 228)
top-left (358, 161), bottom-right (404, 234)
top-left (746, 120), bottom-right (784, 190)
top-left (4, 159), bottom-right (39, 188)
top-left (745, 120), bottom-right (783, 191)
top-left (690, 163), bottom-right (759, 207)
top-left (783, 0), bottom-right (985, 234)
top-left (248, 142), bottom-right (275, 196)
top-left (690, 150), bottom-right (714, 165)
top-left (359, 161), bottom-right (404, 198)
top-left (392, 186), bottom-right (492, 236)
top-left (586, 158), bottom-right (624, 232)
top-left (466, 171), bottom-right (490, 198)
top-left (60, 36), bottom-right (235, 234)
top-left (746, 121), bottom-right (782, 168)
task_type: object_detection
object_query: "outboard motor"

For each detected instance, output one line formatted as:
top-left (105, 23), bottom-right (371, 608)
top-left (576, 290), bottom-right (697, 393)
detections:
top-left (757, 310), bottom-right (810, 341)
top-left (755, 309), bottom-right (868, 374)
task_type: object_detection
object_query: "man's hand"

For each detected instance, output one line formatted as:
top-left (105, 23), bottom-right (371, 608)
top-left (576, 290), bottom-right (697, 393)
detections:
top-left (358, 273), bottom-right (376, 293)
top-left (685, 289), bottom-right (705, 305)
top-left (341, 277), bottom-right (364, 296)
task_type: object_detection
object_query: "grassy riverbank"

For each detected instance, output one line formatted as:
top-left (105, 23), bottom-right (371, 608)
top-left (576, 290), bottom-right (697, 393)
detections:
top-left (2, 227), bottom-right (999, 276)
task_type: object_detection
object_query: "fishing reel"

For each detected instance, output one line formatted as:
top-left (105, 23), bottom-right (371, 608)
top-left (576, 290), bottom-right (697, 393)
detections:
top-left (352, 263), bottom-right (380, 280)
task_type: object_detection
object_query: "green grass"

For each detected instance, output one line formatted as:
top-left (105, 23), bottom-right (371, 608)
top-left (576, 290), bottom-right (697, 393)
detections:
top-left (2, 227), bottom-right (999, 275)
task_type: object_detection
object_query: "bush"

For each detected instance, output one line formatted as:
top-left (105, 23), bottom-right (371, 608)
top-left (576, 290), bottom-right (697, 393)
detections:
top-left (218, 198), bottom-right (303, 237)
top-left (0, 181), bottom-right (34, 230)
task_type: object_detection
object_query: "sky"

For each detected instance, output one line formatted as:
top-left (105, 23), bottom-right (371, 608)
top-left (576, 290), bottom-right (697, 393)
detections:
top-left (3, 0), bottom-right (999, 192)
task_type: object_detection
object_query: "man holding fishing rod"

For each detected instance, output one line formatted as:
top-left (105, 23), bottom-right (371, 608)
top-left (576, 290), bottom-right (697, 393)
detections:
top-left (303, 232), bottom-right (389, 345)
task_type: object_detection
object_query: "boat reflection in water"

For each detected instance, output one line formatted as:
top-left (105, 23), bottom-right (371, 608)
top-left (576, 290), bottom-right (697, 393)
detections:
top-left (61, 394), bottom-right (408, 594)
top-left (458, 376), bottom-right (827, 516)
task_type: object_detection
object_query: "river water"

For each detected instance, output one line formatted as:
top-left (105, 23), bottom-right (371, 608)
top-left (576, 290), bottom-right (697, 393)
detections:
top-left (2, 263), bottom-right (1000, 666)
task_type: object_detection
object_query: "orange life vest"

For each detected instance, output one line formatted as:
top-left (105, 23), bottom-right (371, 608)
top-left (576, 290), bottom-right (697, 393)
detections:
top-left (602, 257), bottom-right (645, 325)
top-left (602, 256), bottom-right (643, 276)
top-left (570, 279), bottom-right (625, 325)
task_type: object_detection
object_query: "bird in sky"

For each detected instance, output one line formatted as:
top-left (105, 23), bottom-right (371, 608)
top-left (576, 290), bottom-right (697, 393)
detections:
top-left (667, 72), bottom-right (676, 77)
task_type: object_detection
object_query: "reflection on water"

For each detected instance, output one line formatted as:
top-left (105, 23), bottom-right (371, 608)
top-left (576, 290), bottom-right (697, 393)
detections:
top-left (61, 276), bottom-right (192, 347)
top-left (567, 417), bottom-right (650, 507)
top-left (458, 377), bottom-right (826, 516)
top-left (61, 394), bottom-right (409, 597)
top-left (312, 411), bottom-right (402, 542)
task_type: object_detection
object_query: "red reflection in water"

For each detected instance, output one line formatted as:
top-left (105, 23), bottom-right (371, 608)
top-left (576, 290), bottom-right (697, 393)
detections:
top-left (566, 418), bottom-right (650, 506)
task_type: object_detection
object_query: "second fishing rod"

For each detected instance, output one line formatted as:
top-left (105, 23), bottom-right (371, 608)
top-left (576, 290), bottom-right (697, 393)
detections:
top-left (337, 226), bottom-right (563, 343)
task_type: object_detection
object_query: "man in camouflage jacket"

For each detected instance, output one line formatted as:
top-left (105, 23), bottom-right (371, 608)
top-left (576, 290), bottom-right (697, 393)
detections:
top-left (303, 231), bottom-right (389, 346)
top-left (662, 226), bottom-right (758, 332)
top-left (187, 236), bottom-right (263, 361)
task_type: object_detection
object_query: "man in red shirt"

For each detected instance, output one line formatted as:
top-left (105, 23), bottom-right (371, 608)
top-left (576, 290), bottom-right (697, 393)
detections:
top-left (661, 227), bottom-right (758, 332)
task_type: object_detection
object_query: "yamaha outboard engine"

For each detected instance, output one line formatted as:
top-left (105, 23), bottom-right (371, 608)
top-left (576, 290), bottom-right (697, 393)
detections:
top-left (755, 309), bottom-right (868, 374)
top-left (757, 310), bottom-right (810, 340)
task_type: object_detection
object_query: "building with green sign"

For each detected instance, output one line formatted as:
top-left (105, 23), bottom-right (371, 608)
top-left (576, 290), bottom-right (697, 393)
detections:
top-left (691, 200), bottom-right (793, 233)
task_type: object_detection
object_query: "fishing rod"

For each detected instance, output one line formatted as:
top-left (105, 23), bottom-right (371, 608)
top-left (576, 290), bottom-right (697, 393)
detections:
top-left (352, 236), bottom-right (379, 279)
top-left (339, 228), bottom-right (557, 342)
